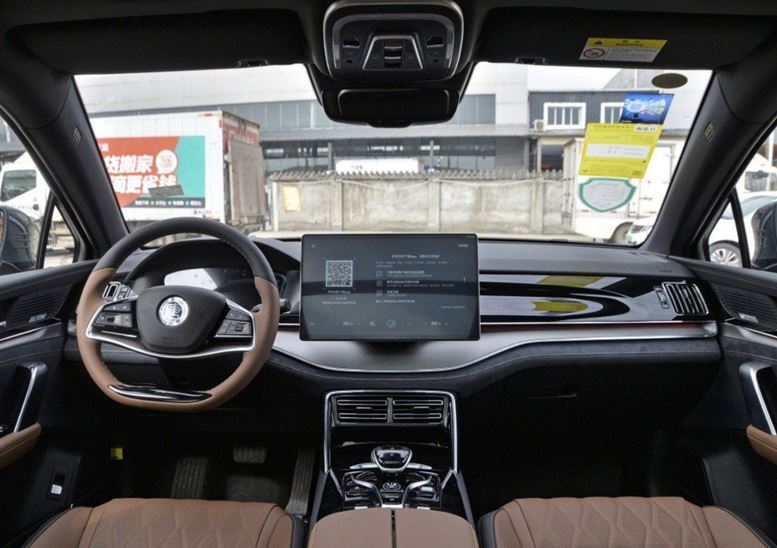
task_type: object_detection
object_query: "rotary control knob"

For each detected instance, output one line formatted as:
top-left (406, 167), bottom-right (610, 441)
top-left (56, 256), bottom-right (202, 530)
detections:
top-left (371, 445), bottom-right (412, 473)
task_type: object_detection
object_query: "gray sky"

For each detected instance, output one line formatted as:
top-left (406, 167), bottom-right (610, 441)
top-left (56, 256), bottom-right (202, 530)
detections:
top-left (527, 66), bottom-right (619, 90)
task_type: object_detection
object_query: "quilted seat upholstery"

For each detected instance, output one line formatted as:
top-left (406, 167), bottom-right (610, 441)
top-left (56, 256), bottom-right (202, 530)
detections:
top-left (478, 497), bottom-right (774, 548)
top-left (25, 498), bottom-right (303, 548)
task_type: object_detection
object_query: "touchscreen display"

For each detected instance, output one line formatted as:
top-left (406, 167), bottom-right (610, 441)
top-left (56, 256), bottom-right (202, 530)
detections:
top-left (301, 234), bottom-right (479, 341)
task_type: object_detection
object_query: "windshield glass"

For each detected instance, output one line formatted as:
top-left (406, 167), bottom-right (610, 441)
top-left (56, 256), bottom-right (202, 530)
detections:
top-left (75, 63), bottom-right (710, 244)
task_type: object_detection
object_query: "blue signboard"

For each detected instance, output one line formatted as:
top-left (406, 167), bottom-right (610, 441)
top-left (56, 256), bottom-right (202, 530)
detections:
top-left (619, 92), bottom-right (673, 124)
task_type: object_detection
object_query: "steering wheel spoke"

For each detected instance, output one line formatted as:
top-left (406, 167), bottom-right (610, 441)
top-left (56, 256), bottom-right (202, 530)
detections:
top-left (214, 301), bottom-right (255, 341)
top-left (86, 295), bottom-right (257, 360)
top-left (88, 296), bottom-right (140, 341)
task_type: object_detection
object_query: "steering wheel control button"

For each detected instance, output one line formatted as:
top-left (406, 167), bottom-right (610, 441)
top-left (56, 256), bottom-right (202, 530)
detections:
top-left (117, 314), bottom-right (133, 328)
top-left (104, 301), bottom-right (132, 312)
top-left (96, 312), bottom-right (132, 328)
top-left (226, 321), bottom-right (252, 336)
top-left (225, 309), bottom-right (252, 322)
top-left (158, 296), bottom-right (189, 326)
top-left (217, 321), bottom-right (231, 335)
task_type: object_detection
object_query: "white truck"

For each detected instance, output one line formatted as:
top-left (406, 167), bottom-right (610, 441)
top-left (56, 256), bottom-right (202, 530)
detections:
top-left (0, 154), bottom-right (47, 219)
top-left (564, 137), bottom-right (682, 243)
top-left (0, 110), bottom-right (268, 237)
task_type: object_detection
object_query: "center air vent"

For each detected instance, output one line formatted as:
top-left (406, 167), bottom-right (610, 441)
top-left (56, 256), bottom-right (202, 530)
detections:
top-left (391, 396), bottom-right (446, 423)
top-left (332, 393), bottom-right (449, 425)
top-left (662, 282), bottom-right (708, 316)
top-left (334, 396), bottom-right (389, 424)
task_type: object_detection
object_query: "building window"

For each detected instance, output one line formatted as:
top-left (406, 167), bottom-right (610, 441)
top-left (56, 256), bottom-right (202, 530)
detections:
top-left (543, 102), bottom-right (586, 129)
top-left (600, 102), bottom-right (623, 123)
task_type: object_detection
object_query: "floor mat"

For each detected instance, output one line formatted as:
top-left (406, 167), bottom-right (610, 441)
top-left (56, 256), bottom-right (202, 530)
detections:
top-left (118, 434), bottom-right (298, 508)
top-left (285, 445), bottom-right (316, 516)
top-left (170, 456), bottom-right (208, 499)
top-left (223, 474), bottom-right (289, 503)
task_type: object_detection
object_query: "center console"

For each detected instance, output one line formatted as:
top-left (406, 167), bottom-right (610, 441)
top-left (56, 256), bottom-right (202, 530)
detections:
top-left (311, 390), bottom-right (473, 526)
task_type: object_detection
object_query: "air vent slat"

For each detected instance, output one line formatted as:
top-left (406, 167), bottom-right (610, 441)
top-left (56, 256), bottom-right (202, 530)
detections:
top-left (334, 396), bottom-right (389, 424)
top-left (661, 282), bottom-right (708, 317)
top-left (391, 396), bottom-right (446, 424)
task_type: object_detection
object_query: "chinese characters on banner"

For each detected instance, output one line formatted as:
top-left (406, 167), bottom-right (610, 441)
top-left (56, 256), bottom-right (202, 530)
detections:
top-left (97, 136), bottom-right (205, 208)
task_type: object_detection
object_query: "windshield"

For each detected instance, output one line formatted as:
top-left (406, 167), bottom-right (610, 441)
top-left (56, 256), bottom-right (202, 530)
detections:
top-left (75, 63), bottom-right (710, 244)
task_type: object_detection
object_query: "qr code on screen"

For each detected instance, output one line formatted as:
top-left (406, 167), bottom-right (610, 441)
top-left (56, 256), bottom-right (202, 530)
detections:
top-left (325, 260), bottom-right (354, 287)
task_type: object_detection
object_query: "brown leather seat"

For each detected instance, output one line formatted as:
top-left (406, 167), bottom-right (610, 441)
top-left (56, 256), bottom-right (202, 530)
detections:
top-left (24, 498), bottom-right (304, 548)
top-left (478, 497), bottom-right (775, 548)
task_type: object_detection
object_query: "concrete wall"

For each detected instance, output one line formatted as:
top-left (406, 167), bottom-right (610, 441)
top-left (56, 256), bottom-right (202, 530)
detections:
top-left (272, 171), bottom-right (568, 235)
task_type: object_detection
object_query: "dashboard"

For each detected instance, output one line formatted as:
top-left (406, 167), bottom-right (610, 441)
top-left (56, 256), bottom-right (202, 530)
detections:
top-left (95, 236), bottom-right (717, 376)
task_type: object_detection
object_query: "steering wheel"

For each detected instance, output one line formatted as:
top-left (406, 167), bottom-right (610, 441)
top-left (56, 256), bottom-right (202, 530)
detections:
top-left (76, 218), bottom-right (280, 412)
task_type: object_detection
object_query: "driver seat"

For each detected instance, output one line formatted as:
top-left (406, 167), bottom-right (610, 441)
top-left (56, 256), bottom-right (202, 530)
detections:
top-left (24, 498), bottom-right (304, 548)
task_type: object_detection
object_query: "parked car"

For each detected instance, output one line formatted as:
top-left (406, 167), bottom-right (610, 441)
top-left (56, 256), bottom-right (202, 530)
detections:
top-left (627, 191), bottom-right (777, 266)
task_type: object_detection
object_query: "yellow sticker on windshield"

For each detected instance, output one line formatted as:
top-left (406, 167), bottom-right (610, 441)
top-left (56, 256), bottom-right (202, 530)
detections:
top-left (580, 38), bottom-right (666, 62)
top-left (578, 123), bottom-right (663, 179)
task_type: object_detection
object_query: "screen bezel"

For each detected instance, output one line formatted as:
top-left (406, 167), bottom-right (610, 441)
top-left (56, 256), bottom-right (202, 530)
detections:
top-left (300, 233), bottom-right (480, 342)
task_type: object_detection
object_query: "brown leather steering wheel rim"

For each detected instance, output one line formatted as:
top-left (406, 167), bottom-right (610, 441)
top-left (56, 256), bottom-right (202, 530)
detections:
top-left (76, 219), bottom-right (280, 412)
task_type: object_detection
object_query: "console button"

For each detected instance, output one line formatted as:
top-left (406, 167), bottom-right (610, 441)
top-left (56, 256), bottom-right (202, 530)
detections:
top-left (372, 445), bottom-right (412, 472)
top-left (382, 481), bottom-right (402, 492)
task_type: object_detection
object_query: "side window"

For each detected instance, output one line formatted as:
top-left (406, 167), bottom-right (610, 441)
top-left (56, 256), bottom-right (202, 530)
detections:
top-left (706, 130), bottom-right (777, 270)
top-left (0, 121), bottom-right (77, 275)
top-left (706, 193), bottom-right (746, 267)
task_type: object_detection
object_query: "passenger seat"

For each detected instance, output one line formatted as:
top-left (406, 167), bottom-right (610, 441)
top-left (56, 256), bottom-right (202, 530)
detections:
top-left (479, 497), bottom-right (774, 548)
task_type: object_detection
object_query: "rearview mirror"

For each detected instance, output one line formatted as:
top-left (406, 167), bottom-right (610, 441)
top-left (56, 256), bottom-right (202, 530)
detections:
top-left (0, 205), bottom-right (36, 274)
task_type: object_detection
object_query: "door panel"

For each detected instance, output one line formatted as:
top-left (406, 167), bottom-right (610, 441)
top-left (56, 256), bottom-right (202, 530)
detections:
top-left (0, 263), bottom-right (93, 545)
top-left (679, 257), bottom-right (777, 541)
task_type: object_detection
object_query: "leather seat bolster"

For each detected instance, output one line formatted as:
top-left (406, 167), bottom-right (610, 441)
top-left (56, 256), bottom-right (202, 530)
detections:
top-left (25, 499), bottom-right (303, 548)
top-left (478, 497), bottom-right (772, 548)
top-left (23, 507), bottom-right (93, 548)
top-left (703, 506), bottom-right (777, 548)
top-left (477, 509), bottom-right (503, 548)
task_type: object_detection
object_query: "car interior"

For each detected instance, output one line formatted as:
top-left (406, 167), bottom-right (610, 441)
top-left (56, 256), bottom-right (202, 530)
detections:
top-left (4, 1), bottom-right (777, 547)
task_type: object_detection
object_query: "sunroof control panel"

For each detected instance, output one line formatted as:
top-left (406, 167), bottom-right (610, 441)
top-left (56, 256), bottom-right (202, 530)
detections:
top-left (323, 1), bottom-right (463, 82)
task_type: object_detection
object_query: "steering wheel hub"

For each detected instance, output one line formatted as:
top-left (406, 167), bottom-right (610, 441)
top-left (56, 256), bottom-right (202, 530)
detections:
top-left (158, 296), bottom-right (188, 326)
top-left (136, 285), bottom-right (227, 354)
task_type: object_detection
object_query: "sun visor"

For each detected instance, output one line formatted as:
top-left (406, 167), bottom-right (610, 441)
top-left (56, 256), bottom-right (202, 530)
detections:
top-left (478, 9), bottom-right (775, 69)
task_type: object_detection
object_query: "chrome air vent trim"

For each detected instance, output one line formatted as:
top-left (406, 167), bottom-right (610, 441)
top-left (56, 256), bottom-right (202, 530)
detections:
top-left (391, 395), bottom-right (446, 424)
top-left (662, 281), bottom-right (708, 316)
top-left (333, 395), bottom-right (390, 424)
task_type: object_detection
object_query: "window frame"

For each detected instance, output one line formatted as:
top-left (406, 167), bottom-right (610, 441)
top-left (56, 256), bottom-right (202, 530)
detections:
top-left (543, 102), bottom-right (587, 130)
top-left (599, 102), bottom-right (623, 124)
top-left (729, 190), bottom-right (752, 269)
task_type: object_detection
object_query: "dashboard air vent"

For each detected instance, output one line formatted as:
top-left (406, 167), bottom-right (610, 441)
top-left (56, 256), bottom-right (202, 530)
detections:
top-left (662, 282), bottom-right (708, 316)
top-left (334, 396), bottom-right (389, 424)
top-left (391, 396), bottom-right (446, 424)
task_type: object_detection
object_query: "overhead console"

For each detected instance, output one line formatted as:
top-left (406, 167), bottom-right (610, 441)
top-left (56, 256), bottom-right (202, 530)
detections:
top-left (323, 1), bottom-right (464, 83)
top-left (317, 1), bottom-right (466, 126)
